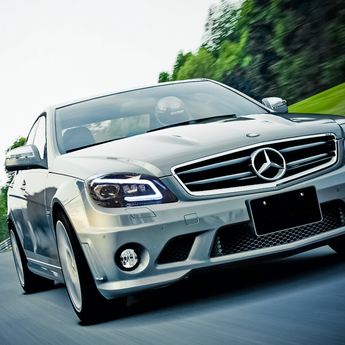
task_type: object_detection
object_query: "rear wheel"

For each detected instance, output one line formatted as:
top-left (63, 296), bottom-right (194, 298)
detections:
top-left (10, 229), bottom-right (54, 293)
top-left (55, 211), bottom-right (126, 323)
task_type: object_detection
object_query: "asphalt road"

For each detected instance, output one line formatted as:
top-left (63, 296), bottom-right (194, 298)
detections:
top-left (1, 246), bottom-right (345, 345)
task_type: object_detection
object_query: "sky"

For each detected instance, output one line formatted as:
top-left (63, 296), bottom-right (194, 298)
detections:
top-left (0, 0), bottom-right (239, 185)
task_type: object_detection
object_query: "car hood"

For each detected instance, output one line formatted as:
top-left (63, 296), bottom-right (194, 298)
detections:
top-left (52, 113), bottom-right (344, 180)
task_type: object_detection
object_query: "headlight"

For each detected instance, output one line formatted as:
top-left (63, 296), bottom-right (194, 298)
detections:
top-left (86, 173), bottom-right (178, 207)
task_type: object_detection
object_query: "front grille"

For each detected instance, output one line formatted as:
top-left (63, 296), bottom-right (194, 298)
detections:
top-left (210, 200), bottom-right (345, 257)
top-left (173, 134), bottom-right (338, 195)
top-left (157, 234), bottom-right (197, 264)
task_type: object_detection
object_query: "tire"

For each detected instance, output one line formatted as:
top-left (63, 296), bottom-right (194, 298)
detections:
top-left (329, 239), bottom-right (345, 257)
top-left (55, 211), bottom-right (126, 323)
top-left (10, 228), bottom-right (55, 293)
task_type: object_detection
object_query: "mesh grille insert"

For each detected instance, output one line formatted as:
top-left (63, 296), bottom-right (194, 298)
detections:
top-left (157, 234), bottom-right (197, 264)
top-left (210, 200), bottom-right (345, 257)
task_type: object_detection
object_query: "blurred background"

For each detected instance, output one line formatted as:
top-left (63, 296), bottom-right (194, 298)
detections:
top-left (160, 0), bottom-right (345, 106)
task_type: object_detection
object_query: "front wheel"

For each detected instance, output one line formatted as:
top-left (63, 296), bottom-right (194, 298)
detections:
top-left (10, 229), bottom-right (54, 293)
top-left (55, 211), bottom-right (126, 322)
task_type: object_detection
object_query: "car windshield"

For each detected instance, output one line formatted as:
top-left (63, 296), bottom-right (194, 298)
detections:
top-left (55, 80), bottom-right (268, 154)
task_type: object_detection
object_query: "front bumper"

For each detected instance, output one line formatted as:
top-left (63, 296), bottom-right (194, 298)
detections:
top-left (66, 166), bottom-right (345, 299)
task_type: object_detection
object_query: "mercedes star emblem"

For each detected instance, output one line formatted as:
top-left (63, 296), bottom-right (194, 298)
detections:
top-left (251, 148), bottom-right (286, 181)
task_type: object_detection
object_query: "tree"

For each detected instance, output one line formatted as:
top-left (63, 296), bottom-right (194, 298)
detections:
top-left (171, 51), bottom-right (192, 81)
top-left (158, 51), bottom-right (192, 83)
top-left (177, 47), bottom-right (216, 80)
top-left (214, 30), bottom-right (248, 80)
top-left (159, 0), bottom-right (345, 104)
top-left (158, 72), bottom-right (171, 83)
top-left (202, 0), bottom-right (242, 57)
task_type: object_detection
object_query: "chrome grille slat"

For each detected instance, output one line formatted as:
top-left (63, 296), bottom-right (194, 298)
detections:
top-left (280, 141), bottom-right (326, 152)
top-left (185, 171), bottom-right (253, 185)
top-left (172, 134), bottom-right (338, 196)
top-left (179, 156), bottom-right (250, 175)
top-left (286, 156), bottom-right (335, 171)
top-left (286, 153), bottom-right (329, 166)
top-left (238, 175), bottom-right (258, 181)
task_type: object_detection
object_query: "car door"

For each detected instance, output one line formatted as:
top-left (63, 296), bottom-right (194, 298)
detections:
top-left (19, 115), bottom-right (59, 266)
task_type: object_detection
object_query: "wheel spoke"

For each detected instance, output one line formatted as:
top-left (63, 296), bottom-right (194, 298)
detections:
top-left (56, 221), bottom-right (82, 312)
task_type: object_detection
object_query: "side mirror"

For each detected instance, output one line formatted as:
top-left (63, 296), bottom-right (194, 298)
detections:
top-left (5, 144), bottom-right (47, 171)
top-left (262, 97), bottom-right (288, 114)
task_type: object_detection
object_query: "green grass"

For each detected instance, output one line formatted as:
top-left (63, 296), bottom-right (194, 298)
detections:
top-left (289, 83), bottom-right (345, 116)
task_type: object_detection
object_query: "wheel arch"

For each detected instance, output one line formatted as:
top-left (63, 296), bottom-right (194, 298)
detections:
top-left (7, 214), bottom-right (24, 247)
top-left (52, 198), bottom-right (98, 275)
top-left (52, 201), bottom-right (67, 232)
top-left (49, 177), bottom-right (85, 236)
top-left (52, 201), bottom-right (78, 241)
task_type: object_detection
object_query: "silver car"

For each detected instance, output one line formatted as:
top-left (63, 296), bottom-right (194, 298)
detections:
top-left (6, 79), bottom-right (345, 322)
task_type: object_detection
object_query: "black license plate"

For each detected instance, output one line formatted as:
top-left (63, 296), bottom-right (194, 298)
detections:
top-left (248, 187), bottom-right (322, 236)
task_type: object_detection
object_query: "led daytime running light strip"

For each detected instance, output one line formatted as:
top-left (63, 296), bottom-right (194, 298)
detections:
top-left (91, 178), bottom-right (163, 202)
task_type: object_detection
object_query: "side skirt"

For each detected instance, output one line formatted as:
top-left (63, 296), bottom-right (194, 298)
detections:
top-left (27, 257), bottom-right (64, 282)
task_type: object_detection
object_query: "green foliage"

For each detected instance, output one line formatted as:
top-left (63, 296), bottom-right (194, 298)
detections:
top-left (238, 0), bottom-right (253, 25)
top-left (214, 30), bottom-right (248, 80)
top-left (158, 72), bottom-right (171, 83)
top-left (0, 186), bottom-right (8, 243)
top-left (289, 83), bottom-right (345, 116)
top-left (241, 55), bottom-right (251, 67)
top-left (202, 0), bottom-right (241, 56)
top-left (273, 50), bottom-right (320, 103)
top-left (172, 51), bottom-right (192, 81)
top-left (7, 137), bottom-right (26, 152)
top-left (321, 55), bottom-right (345, 88)
top-left (176, 47), bottom-right (216, 80)
top-left (160, 0), bottom-right (345, 104)
top-left (158, 51), bottom-right (192, 83)
top-left (330, 19), bottom-right (345, 50)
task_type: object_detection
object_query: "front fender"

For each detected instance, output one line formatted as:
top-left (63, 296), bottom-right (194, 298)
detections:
top-left (46, 174), bottom-right (85, 234)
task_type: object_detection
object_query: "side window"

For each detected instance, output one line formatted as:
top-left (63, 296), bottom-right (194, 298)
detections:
top-left (34, 116), bottom-right (46, 160)
top-left (26, 115), bottom-right (46, 160)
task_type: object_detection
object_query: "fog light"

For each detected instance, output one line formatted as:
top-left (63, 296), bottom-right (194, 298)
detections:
top-left (115, 245), bottom-right (140, 271)
top-left (120, 249), bottom-right (138, 268)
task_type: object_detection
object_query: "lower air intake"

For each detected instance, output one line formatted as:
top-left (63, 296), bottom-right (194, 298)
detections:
top-left (211, 200), bottom-right (345, 257)
top-left (157, 234), bottom-right (197, 264)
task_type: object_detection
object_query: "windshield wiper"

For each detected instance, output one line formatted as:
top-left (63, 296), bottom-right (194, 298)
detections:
top-left (66, 137), bottom-right (125, 153)
top-left (147, 114), bottom-right (236, 133)
top-left (197, 114), bottom-right (237, 123)
top-left (147, 120), bottom-right (193, 133)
